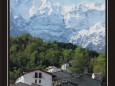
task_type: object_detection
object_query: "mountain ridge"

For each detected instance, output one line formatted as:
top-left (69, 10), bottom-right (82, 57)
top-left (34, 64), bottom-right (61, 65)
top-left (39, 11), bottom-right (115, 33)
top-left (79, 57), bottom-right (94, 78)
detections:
top-left (10, 0), bottom-right (105, 52)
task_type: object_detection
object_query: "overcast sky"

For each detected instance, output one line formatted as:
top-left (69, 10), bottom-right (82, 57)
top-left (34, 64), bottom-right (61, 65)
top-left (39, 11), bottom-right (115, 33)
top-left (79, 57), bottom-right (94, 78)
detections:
top-left (50, 0), bottom-right (105, 5)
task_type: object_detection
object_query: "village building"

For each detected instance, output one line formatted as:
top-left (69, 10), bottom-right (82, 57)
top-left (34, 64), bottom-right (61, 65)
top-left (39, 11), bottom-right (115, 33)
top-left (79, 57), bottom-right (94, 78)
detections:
top-left (46, 66), bottom-right (61, 73)
top-left (61, 63), bottom-right (71, 73)
top-left (15, 70), bottom-right (56, 86)
top-left (14, 69), bottom-right (102, 86)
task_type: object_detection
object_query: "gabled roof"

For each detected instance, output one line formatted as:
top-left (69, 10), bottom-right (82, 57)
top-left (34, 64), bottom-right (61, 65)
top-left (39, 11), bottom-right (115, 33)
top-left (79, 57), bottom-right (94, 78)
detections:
top-left (16, 69), bottom-right (56, 80)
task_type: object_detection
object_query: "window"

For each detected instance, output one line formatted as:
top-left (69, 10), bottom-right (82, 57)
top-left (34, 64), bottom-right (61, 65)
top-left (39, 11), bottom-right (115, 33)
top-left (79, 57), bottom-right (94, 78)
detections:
top-left (35, 72), bottom-right (38, 78)
top-left (39, 80), bottom-right (41, 83)
top-left (35, 79), bottom-right (37, 83)
top-left (39, 73), bottom-right (42, 78)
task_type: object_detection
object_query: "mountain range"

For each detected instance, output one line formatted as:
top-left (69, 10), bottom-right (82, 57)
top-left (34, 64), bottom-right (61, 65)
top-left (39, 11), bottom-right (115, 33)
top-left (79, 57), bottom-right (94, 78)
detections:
top-left (10, 0), bottom-right (105, 52)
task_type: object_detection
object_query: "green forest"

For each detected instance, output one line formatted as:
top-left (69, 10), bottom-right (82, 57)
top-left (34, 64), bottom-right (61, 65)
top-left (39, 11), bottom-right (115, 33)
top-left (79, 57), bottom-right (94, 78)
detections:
top-left (10, 33), bottom-right (106, 84)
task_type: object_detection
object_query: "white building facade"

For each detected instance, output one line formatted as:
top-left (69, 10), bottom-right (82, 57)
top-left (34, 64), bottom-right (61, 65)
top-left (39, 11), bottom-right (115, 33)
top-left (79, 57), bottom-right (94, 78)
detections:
top-left (15, 70), bottom-right (53, 86)
top-left (61, 63), bottom-right (69, 70)
top-left (61, 63), bottom-right (71, 73)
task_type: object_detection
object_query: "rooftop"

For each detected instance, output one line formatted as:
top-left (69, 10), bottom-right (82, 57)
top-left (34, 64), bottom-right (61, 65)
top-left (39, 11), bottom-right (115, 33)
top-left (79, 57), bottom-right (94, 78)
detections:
top-left (16, 69), bottom-right (56, 81)
top-left (53, 71), bottom-right (70, 80)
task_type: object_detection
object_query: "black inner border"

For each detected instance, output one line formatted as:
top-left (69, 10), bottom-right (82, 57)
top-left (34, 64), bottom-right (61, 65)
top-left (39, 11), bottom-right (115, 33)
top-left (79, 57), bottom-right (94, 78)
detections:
top-left (0, 0), bottom-right (7, 86)
top-left (108, 0), bottom-right (115, 86)
top-left (0, 0), bottom-right (115, 86)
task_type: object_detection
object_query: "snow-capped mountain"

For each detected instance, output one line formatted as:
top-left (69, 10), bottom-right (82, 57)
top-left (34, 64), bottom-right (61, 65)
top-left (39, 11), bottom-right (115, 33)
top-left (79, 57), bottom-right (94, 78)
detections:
top-left (10, 0), bottom-right (105, 52)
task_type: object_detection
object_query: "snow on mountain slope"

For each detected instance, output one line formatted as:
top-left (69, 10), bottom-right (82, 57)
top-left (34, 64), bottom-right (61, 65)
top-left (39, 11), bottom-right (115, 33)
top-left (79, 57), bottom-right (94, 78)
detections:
top-left (69, 22), bottom-right (105, 52)
top-left (10, 0), bottom-right (105, 52)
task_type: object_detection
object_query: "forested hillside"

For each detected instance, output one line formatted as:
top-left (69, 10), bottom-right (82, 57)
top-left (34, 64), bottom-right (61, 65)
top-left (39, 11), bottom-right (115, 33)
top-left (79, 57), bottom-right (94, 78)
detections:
top-left (10, 33), bottom-right (106, 84)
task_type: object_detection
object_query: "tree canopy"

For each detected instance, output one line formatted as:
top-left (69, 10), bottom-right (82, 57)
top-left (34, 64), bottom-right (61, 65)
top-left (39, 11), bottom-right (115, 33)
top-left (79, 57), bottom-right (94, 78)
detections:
top-left (10, 33), bottom-right (106, 84)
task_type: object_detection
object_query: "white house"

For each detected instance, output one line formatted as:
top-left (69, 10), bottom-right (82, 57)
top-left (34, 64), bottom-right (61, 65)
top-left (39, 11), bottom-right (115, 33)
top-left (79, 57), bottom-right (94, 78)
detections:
top-left (46, 66), bottom-right (61, 73)
top-left (15, 70), bottom-right (56, 86)
top-left (91, 73), bottom-right (102, 81)
top-left (61, 63), bottom-right (71, 73)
